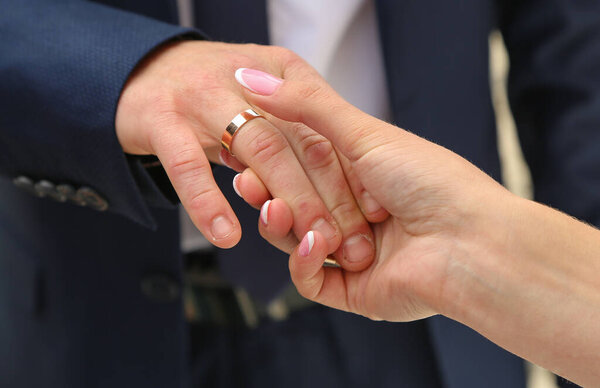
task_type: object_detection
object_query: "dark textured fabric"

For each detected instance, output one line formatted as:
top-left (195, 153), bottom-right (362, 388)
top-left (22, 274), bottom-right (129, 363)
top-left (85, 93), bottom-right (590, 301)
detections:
top-left (499, 0), bottom-right (600, 227)
top-left (0, 0), bottom-right (201, 229)
top-left (1, 0), bottom-right (599, 387)
top-left (190, 305), bottom-right (442, 388)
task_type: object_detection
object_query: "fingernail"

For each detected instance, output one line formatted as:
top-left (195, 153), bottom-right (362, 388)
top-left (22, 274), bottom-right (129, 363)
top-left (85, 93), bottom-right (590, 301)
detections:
top-left (211, 216), bottom-right (234, 240)
top-left (343, 234), bottom-right (373, 263)
top-left (219, 150), bottom-right (232, 169)
top-left (235, 68), bottom-right (283, 96)
top-left (232, 174), bottom-right (242, 197)
top-left (361, 191), bottom-right (382, 214)
top-left (260, 200), bottom-right (271, 225)
top-left (311, 218), bottom-right (337, 242)
top-left (299, 231), bottom-right (315, 257)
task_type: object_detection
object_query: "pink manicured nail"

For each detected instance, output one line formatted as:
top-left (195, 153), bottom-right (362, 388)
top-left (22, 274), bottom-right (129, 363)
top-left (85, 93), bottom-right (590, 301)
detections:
top-left (232, 174), bottom-right (242, 197)
top-left (299, 231), bottom-right (315, 257)
top-left (260, 200), bottom-right (271, 225)
top-left (235, 68), bottom-right (283, 96)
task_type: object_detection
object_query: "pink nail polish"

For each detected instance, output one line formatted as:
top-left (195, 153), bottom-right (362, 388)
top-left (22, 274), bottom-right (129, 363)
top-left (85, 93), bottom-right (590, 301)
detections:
top-left (235, 68), bottom-right (282, 96)
top-left (260, 200), bottom-right (271, 225)
top-left (299, 231), bottom-right (315, 257)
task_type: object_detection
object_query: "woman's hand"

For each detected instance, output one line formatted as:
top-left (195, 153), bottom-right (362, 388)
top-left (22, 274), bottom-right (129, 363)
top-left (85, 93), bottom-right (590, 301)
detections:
top-left (235, 66), bottom-right (600, 387)
top-left (234, 65), bottom-right (512, 321)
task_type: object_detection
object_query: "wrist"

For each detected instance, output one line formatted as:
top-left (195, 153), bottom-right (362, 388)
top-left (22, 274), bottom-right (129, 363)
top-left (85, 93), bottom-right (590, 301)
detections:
top-left (432, 184), bottom-right (522, 321)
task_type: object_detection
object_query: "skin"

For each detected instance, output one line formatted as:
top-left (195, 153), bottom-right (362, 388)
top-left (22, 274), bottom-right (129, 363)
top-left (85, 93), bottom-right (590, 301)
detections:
top-left (235, 63), bottom-right (600, 386)
top-left (115, 40), bottom-right (379, 270)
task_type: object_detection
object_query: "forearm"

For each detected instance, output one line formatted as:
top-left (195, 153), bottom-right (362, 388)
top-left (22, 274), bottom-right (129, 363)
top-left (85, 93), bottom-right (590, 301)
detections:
top-left (443, 193), bottom-right (600, 386)
top-left (0, 0), bottom-right (201, 227)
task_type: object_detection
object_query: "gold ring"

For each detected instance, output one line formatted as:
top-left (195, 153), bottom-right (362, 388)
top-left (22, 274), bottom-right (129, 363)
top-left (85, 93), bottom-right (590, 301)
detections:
top-left (221, 108), bottom-right (264, 155)
top-left (324, 256), bottom-right (340, 268)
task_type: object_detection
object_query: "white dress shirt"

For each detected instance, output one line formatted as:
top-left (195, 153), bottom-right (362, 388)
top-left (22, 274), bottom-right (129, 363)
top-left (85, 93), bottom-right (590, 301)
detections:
top-left (178, 0), bottom-right (391, 251)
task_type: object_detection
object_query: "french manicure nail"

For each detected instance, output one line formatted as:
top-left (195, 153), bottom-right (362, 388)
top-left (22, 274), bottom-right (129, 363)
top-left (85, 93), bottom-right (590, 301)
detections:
top-left (343, 234), bottom-right (373, 263)
top-left (299, 231), bottom-right (315, 257)
top-left (235, 68), bottom-right (283, 96)
top-left (260, 200), bottom-right (271, 225)
top-left (232, 174), bottom-right (242, 197)
top-left (361, 191), bottom-right (382, 214)
top-left (211, 216), bottom-right (234, 240)
top-left (311, 218), bottom-right (337, 242)
top-left (219, 150), bottom-right (231, 169)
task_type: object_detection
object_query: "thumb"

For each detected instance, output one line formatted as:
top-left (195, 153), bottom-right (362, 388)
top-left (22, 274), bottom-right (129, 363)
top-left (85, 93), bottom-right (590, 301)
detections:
top-left (235, 67), bottom-right (401, 163)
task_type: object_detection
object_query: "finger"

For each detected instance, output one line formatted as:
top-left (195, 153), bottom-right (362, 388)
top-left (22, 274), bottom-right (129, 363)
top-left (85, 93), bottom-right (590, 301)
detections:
top-left (289, 231), bottom-right (351, 312)
top-left (193, 86), bottom-right (343, 253)
top-left (271, 117), bottom-right (375, 271)
top-left (233, 168), bottom-right (271, 210)
top-left (235, 67), bottom-right (405, 163)
top-left (258, 198), bottom-right (298, 254)
top-left (218, 148), bottom-right (246, 172)
top-left (150, 124), bottom-right (241, 248)
top-left (216, 109), bottom-right (342, 253)
top-left (336, 149), bottom-right (390, 223)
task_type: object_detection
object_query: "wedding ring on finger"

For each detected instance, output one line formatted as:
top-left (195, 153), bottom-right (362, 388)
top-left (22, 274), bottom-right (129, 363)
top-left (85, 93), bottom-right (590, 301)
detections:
top-left (221, 108), bottom-right (264, 156)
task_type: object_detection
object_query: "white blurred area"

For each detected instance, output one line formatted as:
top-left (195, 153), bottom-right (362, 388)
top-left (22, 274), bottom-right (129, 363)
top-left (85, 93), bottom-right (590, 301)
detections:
top-left (489, 31), bottom-right (557, 388)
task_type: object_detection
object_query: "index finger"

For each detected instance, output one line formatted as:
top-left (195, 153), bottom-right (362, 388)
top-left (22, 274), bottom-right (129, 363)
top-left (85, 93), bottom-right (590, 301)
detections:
top-left (235, 67), bottom-right (405, 163)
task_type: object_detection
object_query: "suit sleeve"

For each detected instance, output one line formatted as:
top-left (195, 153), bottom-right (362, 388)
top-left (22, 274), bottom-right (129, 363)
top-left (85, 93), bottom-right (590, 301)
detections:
top-left (0, 0), bottom-right (204, 229)
top-left (499, 0), bottom-right (600, 226)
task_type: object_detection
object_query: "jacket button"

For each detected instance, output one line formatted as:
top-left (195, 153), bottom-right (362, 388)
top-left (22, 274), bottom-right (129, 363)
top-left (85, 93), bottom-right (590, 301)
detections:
top-left (56, 184), bottom-right (85, 206)
top-left (77, 187), bottom-right (109, 211)
top-left (140, 274), bottom-right (180, 302)
top-left (48, 183), bottom-right (69, 202)
top-left (13, 176), bottom-right (37, 196)
top-left (34, 180), bottom-right (55, 198)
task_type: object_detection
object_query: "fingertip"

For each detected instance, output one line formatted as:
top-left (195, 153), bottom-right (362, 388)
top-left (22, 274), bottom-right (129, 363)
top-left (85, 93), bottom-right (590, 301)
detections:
top-left (219, 149), bottom-right (246, 172)
top-left (207, 214), bottom-right (242, 249)
top-left (236, 168), bottom-right (271, 209)
top-left (259, 198), bottom-right (293, 238)
top-left (232, 173), bottom-right (242, 197)
top-left (358, 190), bottom-right (389, 222)
top-left (291, 230), bottom-right (328, 271)
top-left (288, 230), bottom-right (329, 300)
top-left (333, 232), bottom-right (375, 272)
top-left (364, 208), bottom-right (390, 224)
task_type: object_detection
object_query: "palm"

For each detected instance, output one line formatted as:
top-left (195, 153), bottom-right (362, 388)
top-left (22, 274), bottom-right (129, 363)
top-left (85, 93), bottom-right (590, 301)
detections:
top-left (336, 216), bottom-right (450, 322)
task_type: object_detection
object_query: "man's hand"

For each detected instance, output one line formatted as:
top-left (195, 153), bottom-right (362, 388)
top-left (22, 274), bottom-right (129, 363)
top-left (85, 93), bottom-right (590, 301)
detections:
top-left (115, 41), bottom-right (376, 270)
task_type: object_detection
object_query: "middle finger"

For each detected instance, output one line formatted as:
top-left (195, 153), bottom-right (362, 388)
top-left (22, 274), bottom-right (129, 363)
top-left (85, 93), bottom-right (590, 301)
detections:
top-left (264, 115), bottom-right (375, 271)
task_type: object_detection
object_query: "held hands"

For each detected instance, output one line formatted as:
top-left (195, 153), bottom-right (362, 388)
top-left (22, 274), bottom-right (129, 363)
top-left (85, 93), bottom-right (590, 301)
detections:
top-left (115, 41), bottom-right (381, 271)
top-left (116, 42), bottom-right (600, 384)
top-left (235, 64), bottom-right (514, 322)
top-left (115, 37), bottom-right (512, 322)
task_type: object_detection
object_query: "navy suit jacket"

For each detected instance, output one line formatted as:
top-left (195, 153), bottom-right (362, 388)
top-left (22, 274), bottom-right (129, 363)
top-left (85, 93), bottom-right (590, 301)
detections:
top-left (1, 0), bottom-right (599, 387)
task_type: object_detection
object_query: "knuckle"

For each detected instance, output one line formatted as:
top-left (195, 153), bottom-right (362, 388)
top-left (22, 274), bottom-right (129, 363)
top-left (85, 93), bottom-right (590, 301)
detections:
top-left (188, 186), bottom-right (217, 213)
top-left (328, 200), bottom-right (360, 221)
top-left (244, 126), bottom-right (289, 165)
top-left (288, 191), bottom-right (316, 214)
top-left (166, 148), bottom-right (206, 178)
top-left (297, 83), bottom-right (323, 101)
top-left (298, 134), bottom-right (336, 170)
